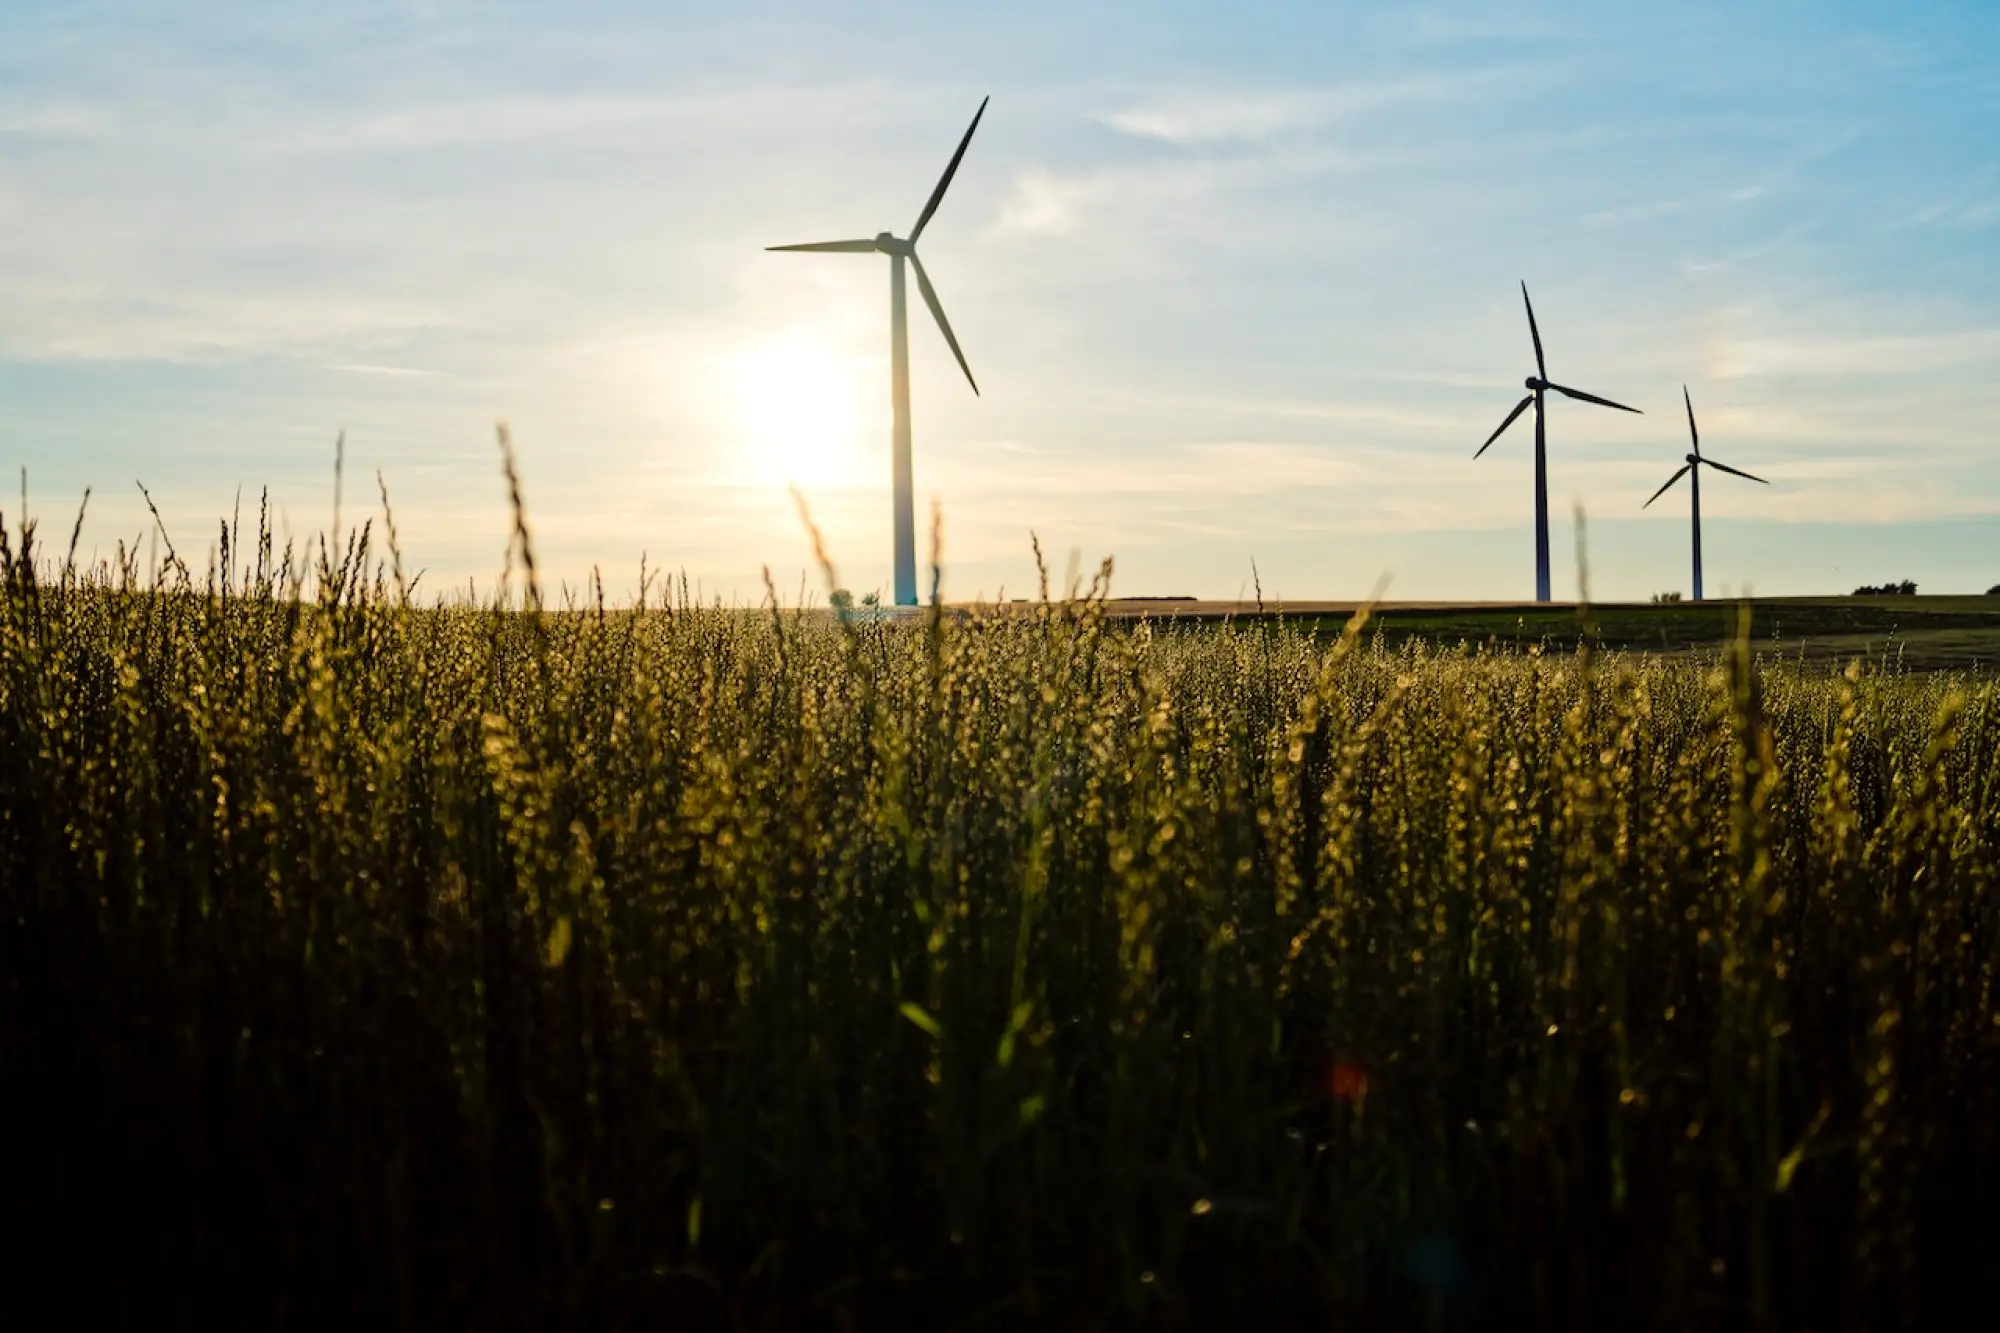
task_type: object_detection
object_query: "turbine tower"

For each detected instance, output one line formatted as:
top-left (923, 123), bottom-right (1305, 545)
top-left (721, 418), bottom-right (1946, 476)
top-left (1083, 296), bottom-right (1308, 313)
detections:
top-left (1643, 386), bottom-right (1768, 602)
top-left (1475, 282), bottom-right (1642, 602)
top-left (768, 96), bottom-right (988, 608)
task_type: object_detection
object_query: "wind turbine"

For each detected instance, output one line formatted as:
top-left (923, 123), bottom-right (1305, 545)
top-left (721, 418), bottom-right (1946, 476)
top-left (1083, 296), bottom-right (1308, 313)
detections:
top-left (1475, 282), bottom-right (1642, 602)
top-left (1643, 386), bottom-right (1768, 602)
top-left (768, 96), bottom-right (988, 608)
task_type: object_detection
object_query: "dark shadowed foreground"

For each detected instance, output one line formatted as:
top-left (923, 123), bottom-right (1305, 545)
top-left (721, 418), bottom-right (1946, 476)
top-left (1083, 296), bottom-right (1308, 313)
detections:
top-left (2, 516), bottom-right (1996, 1331)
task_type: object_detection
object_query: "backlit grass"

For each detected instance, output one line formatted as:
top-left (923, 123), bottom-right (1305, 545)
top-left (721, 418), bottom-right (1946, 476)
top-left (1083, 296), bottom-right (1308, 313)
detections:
top-left (2, 492), bottom-right (1996, 1331)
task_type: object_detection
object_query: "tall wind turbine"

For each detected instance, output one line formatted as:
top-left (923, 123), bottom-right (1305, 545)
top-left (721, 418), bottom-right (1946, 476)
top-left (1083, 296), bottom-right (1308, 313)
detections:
top-left (1475, 282), bottom-right (1643, 602)
top-left (768, 97), bottom-right (988, 608)
top-left (1643, 386), bottom-right (1768, 602)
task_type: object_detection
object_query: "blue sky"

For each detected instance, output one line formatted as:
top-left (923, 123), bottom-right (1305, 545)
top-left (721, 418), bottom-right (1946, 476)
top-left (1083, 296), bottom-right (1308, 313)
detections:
top-left (2, 0), bottom-right (1997, 602)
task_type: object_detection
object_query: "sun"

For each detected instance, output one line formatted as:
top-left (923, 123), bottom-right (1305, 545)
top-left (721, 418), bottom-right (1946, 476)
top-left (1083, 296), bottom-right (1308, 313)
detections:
top-left (727, 333), bottom-right (866, 488)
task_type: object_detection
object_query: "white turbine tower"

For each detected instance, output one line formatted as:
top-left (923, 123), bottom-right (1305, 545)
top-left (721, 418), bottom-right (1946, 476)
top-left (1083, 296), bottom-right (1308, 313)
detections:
top-left (768, 97), bottom-right (988, 607)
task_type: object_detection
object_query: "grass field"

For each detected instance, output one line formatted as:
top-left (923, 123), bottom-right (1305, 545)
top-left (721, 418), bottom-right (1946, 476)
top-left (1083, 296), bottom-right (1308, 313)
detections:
top-left (3, 504), bottom-right (1998, 1331)
top-left (1087, 596), bottom-right (2000, 673)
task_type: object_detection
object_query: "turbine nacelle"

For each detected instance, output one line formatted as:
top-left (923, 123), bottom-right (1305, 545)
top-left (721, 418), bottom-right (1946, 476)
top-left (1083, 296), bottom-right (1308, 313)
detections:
top-left (874, 232), bottom-right (912, 256)
top-left (1687, 453), bottom-right (1701, 466)
top-left (1524, 376), bottom-right (1547, 392)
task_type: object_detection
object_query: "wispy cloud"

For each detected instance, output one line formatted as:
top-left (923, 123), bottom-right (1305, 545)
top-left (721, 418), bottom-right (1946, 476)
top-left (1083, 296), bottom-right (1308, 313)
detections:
top-left (261, 84), bottom-right (921, 157)
top-left (990, 165), bottom-right (1081, 238)
top-left (981, 140), bottom-right (1405, 253)
top-left (1100, 76), bottom-right (1466, 147)
top-left (1585, 184), bottom-right (1767, 227)
top-left (0, 101), bottom-right (123, 140)
top-left (1714, 328), bottom-right (2000, 378)
top-left (1905, 167), bottom-right (2000, 231)
top-left (1678, 225), bottom-right (1810, 277)
top-left (1142, 392), bottom-right (1469, 434)
top-left (1104, 90), bottom-right (1338, 146)
top-left (323, 362), bottom-right (446, 379)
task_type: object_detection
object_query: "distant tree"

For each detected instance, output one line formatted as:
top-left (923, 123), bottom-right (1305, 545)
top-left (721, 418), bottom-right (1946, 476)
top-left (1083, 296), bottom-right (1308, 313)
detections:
top-left (1852, 581), bottom-right (1919, 597)
top-left (1651, 591), bottom-right (1683, 604)
top-left (1989, 583), bottom-right (2000, 596)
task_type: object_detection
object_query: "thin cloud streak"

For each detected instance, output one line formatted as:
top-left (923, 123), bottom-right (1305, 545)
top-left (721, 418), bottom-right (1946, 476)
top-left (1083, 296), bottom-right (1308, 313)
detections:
top-left (1098, 70), bottom-right (1523, 147)
top-left (323, 363), bottom-right (448, 379)
top-left (1714, 328), bottom-right (2000, 378)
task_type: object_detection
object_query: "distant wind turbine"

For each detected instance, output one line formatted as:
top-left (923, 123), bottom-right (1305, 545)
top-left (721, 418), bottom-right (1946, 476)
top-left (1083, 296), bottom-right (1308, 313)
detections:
top-left (1475, 282), bottom-right (1642, 602)
top-left (1643, 386), bottom-right (1768, 602)
top-left (768, 96), bottom-right (988, 608)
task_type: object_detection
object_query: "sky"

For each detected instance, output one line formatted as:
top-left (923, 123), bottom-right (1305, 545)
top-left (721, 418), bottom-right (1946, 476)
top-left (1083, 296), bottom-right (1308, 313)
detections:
top-left (2, 0), bottom-right (1997, 604)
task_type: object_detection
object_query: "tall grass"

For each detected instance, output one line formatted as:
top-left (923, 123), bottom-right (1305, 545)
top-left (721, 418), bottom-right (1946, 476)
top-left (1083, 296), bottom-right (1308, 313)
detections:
top-left (1, 490), bottom-right (1995, 1331)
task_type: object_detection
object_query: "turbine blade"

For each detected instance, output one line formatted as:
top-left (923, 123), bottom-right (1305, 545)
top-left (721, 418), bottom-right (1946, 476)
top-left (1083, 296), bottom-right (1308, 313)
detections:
top-left (767, 239), bottom-right (880, 253)
top-left (1548, 382), bottom-right (1642, 414)
top-left (1475, 395), bottom-right (1534, 458)
top-left (1702, 457), bottom-right (1768, 485)
top-left (1521, 281), bottom-right (1546, 380)
top-left (910, 253), bottom-right (978, 395)
top-left (910, 95), bottom-right (990, 244)
top-left (1683, 384), bottom-right (1700, 455)
top-left (1643, 464), bottom-right (1692, 509)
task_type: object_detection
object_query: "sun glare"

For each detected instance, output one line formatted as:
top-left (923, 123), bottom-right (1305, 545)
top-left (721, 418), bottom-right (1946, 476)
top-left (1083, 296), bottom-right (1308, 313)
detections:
top-left (728, 334), bottom-right (866, 488)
